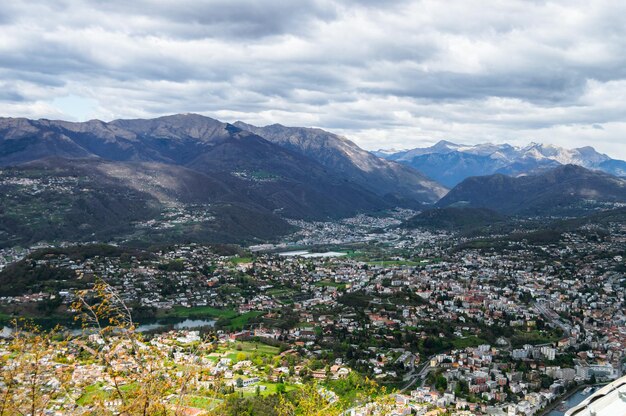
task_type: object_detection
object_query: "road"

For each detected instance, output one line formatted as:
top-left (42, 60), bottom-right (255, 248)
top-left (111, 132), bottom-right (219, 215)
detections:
top-left (400, 355), bottom-right (434, 393)
top-left (533, 301), bottom-right (572, 336)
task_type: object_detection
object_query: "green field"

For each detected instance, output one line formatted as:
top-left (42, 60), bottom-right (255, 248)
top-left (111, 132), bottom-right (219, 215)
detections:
top-left (341, 250), bottom-right (366, 259)
top-left (226, 311), bottom-right (265, 330)
top-left (266, 288), bottom-right (297, 297)
top-left (255, 382), bottom-right (297, 396)
top-left (77, 382), bottom-right (137, 406)
top-left (184, 395), bottom-right (222, 410)
top-left (452, 336), bottom-right (488, 349)
top-left (212, 341), bottom-right (280, 362)
top-left (510, 330), bottom-right (560, 347)
top-left (230, 256), bottom-right (253, 265)
top-left (76, 383), bottom-right (107, 406)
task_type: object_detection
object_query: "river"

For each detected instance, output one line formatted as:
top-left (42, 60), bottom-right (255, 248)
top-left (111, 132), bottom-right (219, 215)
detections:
top-left (278, 250), bottom-right (347, 258)
top-left (546, 387), bottom-right (597, 416)
top-left (1, 317), bottom-right (216, 337)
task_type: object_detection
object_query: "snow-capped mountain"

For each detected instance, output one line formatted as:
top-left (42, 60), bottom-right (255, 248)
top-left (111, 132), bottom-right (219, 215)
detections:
top-left (371, 148), bottom-right (409, 157)
top-left (377, 141), bottom-right (626, 187)
top-left (518, 143), bottom-right (610, 167)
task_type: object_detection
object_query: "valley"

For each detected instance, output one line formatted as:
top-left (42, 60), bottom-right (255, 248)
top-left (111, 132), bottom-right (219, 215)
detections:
top-left (3, 2), bottom-right (626, 414)
top-left (1, 206), bottom-right (624, 415)
top-left (1, 115), bottom-right (625, 416)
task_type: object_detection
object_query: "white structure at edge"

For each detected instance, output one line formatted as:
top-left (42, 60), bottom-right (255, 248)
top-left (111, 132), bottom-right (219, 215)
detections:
top-left (565, 375), bottom-right (626, 416)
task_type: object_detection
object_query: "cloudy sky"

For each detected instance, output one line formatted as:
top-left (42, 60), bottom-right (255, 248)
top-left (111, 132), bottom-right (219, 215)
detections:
top-left (1, 0), bottom-right (626, 158)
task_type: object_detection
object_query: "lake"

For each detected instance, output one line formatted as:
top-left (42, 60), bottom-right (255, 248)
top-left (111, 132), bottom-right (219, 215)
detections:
top-left (278, 250), bottom-right (347, 258)
top-left (547, 387), bottom-right (597, 416)
top-left (0, 317), bottom-right (216, 337)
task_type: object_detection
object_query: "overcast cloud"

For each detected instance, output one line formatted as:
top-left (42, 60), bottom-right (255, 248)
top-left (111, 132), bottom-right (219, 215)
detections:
top-left (1, 0), bottom-right (626, 158)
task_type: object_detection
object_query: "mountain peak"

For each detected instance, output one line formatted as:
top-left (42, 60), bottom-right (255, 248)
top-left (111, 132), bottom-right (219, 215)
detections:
top-left (553, 163), bottom-right (593, 175)
top-left (431, 140), bottom-right (461, 150)
top-left (434, 139), bottom-right (459, 146)
top-left (377, 140), bottom-right (625, 187)
top-left (373, 148), bottom-right (408, 155)
top-left (230, 121), bottom-right (447, 202)
top-left (155, 113), bottom-right (219, 123)
top-left (438, 164), bottom-right (626, 216)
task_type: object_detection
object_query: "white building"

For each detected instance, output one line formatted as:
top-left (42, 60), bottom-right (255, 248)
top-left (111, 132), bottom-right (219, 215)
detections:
top-left (566, 375), bottom-right (626, 416)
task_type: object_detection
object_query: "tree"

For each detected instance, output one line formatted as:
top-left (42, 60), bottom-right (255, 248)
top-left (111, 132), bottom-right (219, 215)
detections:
top-left (70, 280), bottom-right (200, 415)
top-left (435, 375), bottom-right (448, 392)
top-left (0, 322), bottom-right (72, 416)
top-left (1, 280), bottom-right (395, 416)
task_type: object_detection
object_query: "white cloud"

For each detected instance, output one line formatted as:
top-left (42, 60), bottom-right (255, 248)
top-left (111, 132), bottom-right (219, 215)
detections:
top-left (1, 0), bottom-right (626, 159)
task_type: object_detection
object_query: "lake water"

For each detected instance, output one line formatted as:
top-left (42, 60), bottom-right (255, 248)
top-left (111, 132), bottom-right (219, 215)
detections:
top-left (278, 250), bottom-right (347, 258)
top-left (0, 318), bottom-right (216, 337)
top-left (135, 318), bottom-right (216, 332)
top-left (547, 387), bottom-right (597, 416)
top-left (278, 250), bottom-right (310, 256)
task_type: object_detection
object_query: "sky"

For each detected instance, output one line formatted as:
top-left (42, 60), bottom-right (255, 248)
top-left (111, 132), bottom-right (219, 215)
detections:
top-left (1, 0), bottom-right (626, 159)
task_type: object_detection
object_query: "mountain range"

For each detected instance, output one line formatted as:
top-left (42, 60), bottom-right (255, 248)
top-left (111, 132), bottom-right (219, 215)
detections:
top-left (375, 140), bottom-right (626, 187)
top-left (1, 113), bottom-right (625, 246)
top-left (0, 114), bottom-right (444, 246)
top-left (232, 122), bottom-right (445, 204)
top-left (0, 114), bottom-right (445, 207)
top-left (437, 164), bottom-right (626, 216)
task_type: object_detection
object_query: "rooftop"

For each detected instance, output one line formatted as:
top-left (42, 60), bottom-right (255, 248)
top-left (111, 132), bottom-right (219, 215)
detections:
top-left (566, 376), bottom-right (626, 416)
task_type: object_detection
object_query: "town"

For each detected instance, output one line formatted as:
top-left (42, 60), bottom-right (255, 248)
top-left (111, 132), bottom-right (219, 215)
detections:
top-left (0, 211), bottom-right (624, 415)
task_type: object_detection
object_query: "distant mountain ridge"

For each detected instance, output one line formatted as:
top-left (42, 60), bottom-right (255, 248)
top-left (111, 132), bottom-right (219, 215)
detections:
top-left (3, 114), bottom-right (623, 247)
top-left (0, 113), bottom-right (446, 246)
top-left (401, 207), bottom-right (507, 232)
top-left (437, 164), bottom-right (626, 216)
top-left (376, 140), bottom-right (626, 187)
top-left (0, 114), bottom-right (447, 207)
top-left (0, 157), bottom-right (296, 247)
top-left (233, 121), bottom-right (447, 203)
